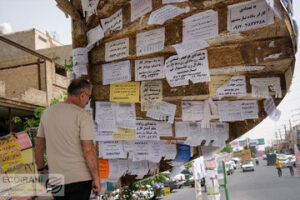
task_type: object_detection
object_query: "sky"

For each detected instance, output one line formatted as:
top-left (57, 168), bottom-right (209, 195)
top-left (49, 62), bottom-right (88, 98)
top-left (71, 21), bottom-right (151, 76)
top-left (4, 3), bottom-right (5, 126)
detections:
top-left (0, 0), bottom-right (300, 147)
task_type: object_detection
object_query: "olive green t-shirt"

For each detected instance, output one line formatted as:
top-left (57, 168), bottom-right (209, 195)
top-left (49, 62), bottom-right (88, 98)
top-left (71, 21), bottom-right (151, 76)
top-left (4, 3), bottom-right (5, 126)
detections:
top-left (37, 103), bottom-right (94, 184)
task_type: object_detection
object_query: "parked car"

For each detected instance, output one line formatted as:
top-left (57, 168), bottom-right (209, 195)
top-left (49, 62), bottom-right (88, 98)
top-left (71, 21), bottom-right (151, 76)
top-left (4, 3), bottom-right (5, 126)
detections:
top-left (242, 160), bottom-right (254, 172)
top-left (163, 172), bottom-right (186, 190)
top-left (225, 162), bottom-right (234, 175)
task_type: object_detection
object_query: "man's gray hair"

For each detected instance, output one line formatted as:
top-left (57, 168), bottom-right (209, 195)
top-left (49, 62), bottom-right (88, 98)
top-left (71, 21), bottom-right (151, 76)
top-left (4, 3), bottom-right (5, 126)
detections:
top-left (67, 78), bottom-right (93, 96)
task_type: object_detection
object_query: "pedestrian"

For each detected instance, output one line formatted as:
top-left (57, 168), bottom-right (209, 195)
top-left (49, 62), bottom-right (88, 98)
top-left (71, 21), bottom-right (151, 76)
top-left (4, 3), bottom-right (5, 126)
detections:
top-left (275, 158), bottom-right (282, 177)
top-left (35, 78), bottom-right (100, 200)
top-left (287, 157), bottom-right (294, 176)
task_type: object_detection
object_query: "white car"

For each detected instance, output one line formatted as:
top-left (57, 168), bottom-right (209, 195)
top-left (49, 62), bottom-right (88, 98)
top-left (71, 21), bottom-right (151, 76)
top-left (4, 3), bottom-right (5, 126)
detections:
top-left (172, 173), bottom-right (186, 189)
top-left (242, 160), bottom-right (254, 172)
top-left (229, 160), bottom-right (237, 170)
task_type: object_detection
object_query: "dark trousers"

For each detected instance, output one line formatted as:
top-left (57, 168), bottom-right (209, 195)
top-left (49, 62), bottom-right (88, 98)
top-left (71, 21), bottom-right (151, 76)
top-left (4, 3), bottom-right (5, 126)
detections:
top-left (288, 166), bottom-right (294, 176)
top-left (52, 180), bottom-right (92, 200)
top-left (277, 168), bottom-right (282, 177)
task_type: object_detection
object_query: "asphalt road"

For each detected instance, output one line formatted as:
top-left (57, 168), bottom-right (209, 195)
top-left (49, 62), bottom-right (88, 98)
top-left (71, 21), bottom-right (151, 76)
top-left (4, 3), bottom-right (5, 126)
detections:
top-left (161, 158), bottom-right (300, 200)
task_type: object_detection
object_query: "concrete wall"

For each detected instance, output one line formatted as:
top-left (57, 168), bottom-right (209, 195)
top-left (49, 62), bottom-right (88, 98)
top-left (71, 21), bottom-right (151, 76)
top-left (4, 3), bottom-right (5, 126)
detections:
top-left (0, 64), bottom-right (41, 99)
top-left (0, 29), bottom-right (63, 61)
top-left (21, 88), bottom-right (47, 106)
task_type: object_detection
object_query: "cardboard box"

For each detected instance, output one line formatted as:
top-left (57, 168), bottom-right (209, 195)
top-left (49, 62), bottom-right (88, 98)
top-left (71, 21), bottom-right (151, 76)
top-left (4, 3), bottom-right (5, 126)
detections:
top-left (241, 149), bottom-right (251, 161)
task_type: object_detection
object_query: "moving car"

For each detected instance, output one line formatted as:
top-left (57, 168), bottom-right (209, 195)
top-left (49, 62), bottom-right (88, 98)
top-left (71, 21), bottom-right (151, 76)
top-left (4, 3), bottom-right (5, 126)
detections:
top-left (242, 160), bottom-right (255, 172)
top-left (229, 160), bottom-right (237, 170)
top-left (225, 162), bottom-right (234, 175)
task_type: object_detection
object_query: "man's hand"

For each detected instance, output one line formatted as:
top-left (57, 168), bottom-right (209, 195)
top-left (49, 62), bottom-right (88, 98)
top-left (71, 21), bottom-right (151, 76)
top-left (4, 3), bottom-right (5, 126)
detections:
top-left (92, 179), bottom-right (101, 195)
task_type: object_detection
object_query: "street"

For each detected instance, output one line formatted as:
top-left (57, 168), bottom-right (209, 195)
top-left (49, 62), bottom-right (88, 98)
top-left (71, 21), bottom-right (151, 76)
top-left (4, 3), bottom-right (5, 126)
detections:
top-left (161, 158), bottom-right (300, 200)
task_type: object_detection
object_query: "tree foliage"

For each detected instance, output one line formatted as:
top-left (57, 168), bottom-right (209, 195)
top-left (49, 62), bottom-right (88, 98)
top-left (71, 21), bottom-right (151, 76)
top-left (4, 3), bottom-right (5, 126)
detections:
top-left (221, 144), bottom-right (233, 153)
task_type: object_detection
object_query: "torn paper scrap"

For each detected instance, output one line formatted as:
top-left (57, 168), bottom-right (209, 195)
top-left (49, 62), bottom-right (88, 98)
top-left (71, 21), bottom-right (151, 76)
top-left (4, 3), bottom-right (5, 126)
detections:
top-left (164, 50), bottom-right (210, 87)
top-left (173, 39), bottom-right (209, 58)
top-left (148, 5), bottom-right (185, 25)
top-left (263, 96), bottom-right (281, 121)
top-left (87, 25), bottom-right (104, 50)
top-left (250, 77), bottom-right (282, 98)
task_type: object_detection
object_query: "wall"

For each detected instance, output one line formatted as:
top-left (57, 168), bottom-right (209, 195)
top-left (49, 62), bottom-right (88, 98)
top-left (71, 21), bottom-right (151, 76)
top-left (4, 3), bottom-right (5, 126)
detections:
top-left (0, 81), bottom-right (5, 97)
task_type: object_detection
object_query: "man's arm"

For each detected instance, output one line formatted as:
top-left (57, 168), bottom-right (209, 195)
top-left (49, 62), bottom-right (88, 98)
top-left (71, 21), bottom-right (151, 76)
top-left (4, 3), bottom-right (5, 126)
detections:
top-left (35, 137), bottom-right (46, 170)
top-left (82, 140), bottom-right (101, 195)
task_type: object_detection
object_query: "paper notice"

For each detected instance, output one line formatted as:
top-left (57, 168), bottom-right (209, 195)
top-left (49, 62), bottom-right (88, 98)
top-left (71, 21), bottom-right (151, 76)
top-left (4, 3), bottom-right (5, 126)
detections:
top-left (105, 38), bottom-right (129, 62)
top-left (183, 10), bottom-right (219, 42)
top-left (182, 101), bottom-right (204, 121)
top-left (101, 9), bottom-right (123, 33)
top-left (162, 142), bottom-right (177, 160)
top-left (99, 141), bottom-right (126, 159)
top-left (113, 128), bottom-right (136, 140)
top-left (227, 0), bottom-right (274, 32)
top-left (116, 103), bottom-right (136, 129)
top-left (131, 0), bottom-right (152, 21)
top-left (250, 77), bottom-right (282, 98)
top-left (217, 101), bottom-right (243, 122)
top-left (95, 102), bottom-right (117, 131)
top-left (81, 0), bottom-right (100, 18)
top-left (209, 76), bottom-right (231, 97)
top-left (136, 120), bottom-right (159, 140)
top-left (87, 25), bottom-right (104, 50)
top-left (146, 101), bottom-right (176, 124)
top-left (241, 100), bottom-right (259, 119)
top-left (157, 122), bottom-right (173, 137)
top-left (164, 50), bottom-right (210, 87)
top-left (216, 76), bottom-right (247, 98)
top-left (98, 159), bottom-right (109, 179)
top-left (163, 0), bottom-right (187, 3)
top-left (148, 5), bottom-right (185, 25)
top-left (102, 60), bottom-right (131, 85)
top-left (209, 65), bottom-right (264, 75)
top-left (132, 141), bottom-right (150, 161)
top-left (135, 57), bottom-right (165, 81)
top-left (136, 28), bottom-right (165, 56)
top-left (264, 96), bottom-right (281, 121)
top-left (72, 48), bottom-right (88, 66)
top-left (173, 40), bottom-right (209, 58)
top-left (110, 82), bottom-right (140, 103)
top-left (148, 141), bottom-right (163, 163)
top-left (175, 122), bottom-right (190, 137)
top-left (73, 65), bottom-right (87, 77)
top-left (141, 80), bottom-right (163, 111)
top-left (95, 130), bottom-right (114, 141)
top-left (217, 100), bottom-right (259, 121)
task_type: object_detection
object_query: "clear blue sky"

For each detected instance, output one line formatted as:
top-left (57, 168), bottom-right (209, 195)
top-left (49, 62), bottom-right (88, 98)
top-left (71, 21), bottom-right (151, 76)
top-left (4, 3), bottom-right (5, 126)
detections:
top-left (1, 0), bottom-right (300, 146)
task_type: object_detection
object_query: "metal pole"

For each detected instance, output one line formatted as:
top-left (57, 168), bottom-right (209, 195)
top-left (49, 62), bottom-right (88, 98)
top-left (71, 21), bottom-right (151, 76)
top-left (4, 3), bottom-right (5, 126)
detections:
top-left (220, 161), bottom-right (229, 200)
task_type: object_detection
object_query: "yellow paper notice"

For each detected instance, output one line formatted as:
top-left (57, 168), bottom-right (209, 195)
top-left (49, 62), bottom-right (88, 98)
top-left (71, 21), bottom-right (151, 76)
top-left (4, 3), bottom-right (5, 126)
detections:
top-left (209, 75), bottom-right (231, 96)
top-left (113, 128), bottom-right (136, 140)
top-left (21, 148), bottom-right (34, 164)
top-left (0, 136), bottom-right (24, 172)
top-left (110, 82), bottom-right (140, 102)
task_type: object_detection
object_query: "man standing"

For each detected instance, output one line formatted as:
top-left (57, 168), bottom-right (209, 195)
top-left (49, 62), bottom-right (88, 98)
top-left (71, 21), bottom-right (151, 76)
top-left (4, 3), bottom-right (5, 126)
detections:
top-left (275, 158), bottom-right (282, 177)
top-left (287, 157), bottom-right (294, 176)
top-left (35, 78), bottom-right (100, 200)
